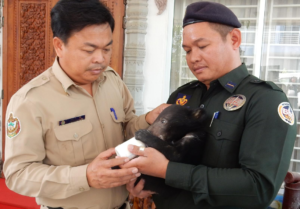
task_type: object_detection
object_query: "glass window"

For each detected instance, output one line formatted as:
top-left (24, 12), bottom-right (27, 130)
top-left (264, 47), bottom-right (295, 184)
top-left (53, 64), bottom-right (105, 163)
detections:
top-left (170, 0), bottom-right (300, 173)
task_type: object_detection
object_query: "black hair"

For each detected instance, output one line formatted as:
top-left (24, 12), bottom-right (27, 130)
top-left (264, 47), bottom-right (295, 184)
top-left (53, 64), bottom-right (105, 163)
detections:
top-left (208, 23), bottom-right (234, 42)
top-left (51, 0), bottom-right (114, 43)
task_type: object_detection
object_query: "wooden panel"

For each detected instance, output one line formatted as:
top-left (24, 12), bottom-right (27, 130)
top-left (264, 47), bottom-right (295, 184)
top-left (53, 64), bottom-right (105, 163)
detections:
top-left (101, 0), bottom-right (125, 77)
top-left (18, 2), bottom-right (52, 86)
top-left (2, 0), bottom-right (58, 177)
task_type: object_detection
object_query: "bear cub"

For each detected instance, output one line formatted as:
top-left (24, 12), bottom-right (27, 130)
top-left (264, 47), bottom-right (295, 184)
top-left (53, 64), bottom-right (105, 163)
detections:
top-left (134, 104), bottom-right (207, 197)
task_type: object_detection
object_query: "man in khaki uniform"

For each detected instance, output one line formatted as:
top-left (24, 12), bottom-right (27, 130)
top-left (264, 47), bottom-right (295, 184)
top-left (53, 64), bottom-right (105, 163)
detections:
top-left (3, 0), bottom-right (167, 208)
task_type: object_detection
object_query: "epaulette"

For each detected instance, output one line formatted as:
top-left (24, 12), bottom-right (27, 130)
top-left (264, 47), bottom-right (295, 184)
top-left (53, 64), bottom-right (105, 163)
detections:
top-left (250, 79), bottom-right (283, 92)
top-left (265, 81), bottom-right (283, 92)
top-left (176, 80), bottom-right (199, 90)
top-left (17, 73), bottom-right (50, 98)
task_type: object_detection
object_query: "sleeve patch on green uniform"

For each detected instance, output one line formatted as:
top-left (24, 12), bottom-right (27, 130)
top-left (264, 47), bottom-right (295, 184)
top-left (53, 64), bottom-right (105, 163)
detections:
top-left (278, 102), bottom-right (294, 126)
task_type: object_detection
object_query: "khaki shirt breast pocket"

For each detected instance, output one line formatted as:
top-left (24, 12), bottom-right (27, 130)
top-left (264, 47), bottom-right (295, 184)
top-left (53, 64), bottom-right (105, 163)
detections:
top-left (54, 120), bottom-right (92, 166)
top-left (109, 108), bottom-right (126, 145)
top-left (204, 119), bottom-right (244, 168)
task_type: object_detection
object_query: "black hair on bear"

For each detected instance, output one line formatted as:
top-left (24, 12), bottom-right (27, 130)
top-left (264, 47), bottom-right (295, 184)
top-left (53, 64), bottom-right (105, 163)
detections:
top-left (134, 104), bottom-right (207, 197)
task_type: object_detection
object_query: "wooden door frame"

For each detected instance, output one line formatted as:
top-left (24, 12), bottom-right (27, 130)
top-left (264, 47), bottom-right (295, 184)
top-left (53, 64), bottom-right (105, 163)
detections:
top-left (109, 0), bottom-right (125, 77)
top-left (2, 0), bottom-right (8, 175)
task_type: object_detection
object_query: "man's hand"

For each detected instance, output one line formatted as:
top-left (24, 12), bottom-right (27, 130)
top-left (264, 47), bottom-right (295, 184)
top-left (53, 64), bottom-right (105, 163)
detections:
top-left (123, 145), bottom-right (169, 179)
top-left (145, 103), bottom-right (171, 124)
top-left (86, 148), bottom-right (141, 189)
top-left (126, 178), bottom-right (155, 198)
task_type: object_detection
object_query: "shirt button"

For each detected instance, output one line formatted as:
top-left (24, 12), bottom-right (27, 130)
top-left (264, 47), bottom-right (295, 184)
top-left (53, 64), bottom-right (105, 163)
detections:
top-left (216, 131), bottom-right (222, 137)
top-left (42, 76), bottom-right (47, 80)
top-left (74, 133), bottom-right (78, 139)
top-left (101, 124), bottom-right (105, 129)
top-left (79, 187), bottom-right (85, 191)
top-left (200, 104), bottom-right (205, 108)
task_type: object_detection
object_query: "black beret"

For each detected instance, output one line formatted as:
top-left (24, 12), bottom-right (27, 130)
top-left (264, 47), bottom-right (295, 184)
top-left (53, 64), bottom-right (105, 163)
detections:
top-left (183, 1), bottom-right (241, 28)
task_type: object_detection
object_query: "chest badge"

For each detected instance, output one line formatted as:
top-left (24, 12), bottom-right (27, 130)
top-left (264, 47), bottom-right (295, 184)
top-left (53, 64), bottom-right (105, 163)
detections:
top-left (7, 113), bottom-right (21, 139)
top-left (278, 102), bottom-right (294, 126)
top-left (176, 93), bottom-right (191, 106)
top-left (223, 94), bottom-right (246, 111)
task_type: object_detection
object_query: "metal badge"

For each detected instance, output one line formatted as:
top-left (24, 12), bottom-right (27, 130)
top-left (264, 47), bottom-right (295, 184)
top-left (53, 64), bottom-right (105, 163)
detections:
top-left (7, 113), bottom-right (21, 139)
top-left (223, 94), bottom-right (246, 111)
top-left (278, 102), bottom-right (294, 126)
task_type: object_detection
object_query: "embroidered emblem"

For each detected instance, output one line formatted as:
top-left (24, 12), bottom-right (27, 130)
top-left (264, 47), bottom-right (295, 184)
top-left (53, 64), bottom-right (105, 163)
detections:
top-left (278, 102), bottom-right (294, 125)
top-left (225, 81), bottom-right (236, 89)
top-left (176, 93), bottom-right (191, 106)
top-left (223, 94), bottom-right (246, 111)
top-left (7, 113), bottom-right (21, 138)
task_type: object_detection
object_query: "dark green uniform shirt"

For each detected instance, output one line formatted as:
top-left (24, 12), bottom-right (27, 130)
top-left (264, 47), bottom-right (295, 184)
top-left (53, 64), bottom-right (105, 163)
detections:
top-left (153, 64), bottom-right (297, 209)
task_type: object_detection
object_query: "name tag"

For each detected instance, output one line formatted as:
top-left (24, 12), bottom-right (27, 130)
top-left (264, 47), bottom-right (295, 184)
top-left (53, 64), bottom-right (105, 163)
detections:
top-left (59, 115), bottom-right (85, 126)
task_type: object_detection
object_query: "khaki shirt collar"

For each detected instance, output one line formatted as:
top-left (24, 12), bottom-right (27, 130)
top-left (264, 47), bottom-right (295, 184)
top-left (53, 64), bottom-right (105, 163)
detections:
top-left (52, 57), bottom-right (107, 92)
top-left (217, 63), bottom-right (249, 93)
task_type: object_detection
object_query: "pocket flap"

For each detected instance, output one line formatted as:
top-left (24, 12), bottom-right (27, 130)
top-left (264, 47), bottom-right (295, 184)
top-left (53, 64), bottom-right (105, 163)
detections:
top-left (207, 119), bottom-right (243, 141)
top-left (54, 120), bottom-right (92, 141)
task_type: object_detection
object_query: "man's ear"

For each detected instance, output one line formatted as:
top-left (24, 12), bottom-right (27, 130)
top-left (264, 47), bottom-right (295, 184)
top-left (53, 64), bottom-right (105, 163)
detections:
top-left (229, 28), bottom-right (241, 51)
top-left (53, 37), bottom-right (64, 58)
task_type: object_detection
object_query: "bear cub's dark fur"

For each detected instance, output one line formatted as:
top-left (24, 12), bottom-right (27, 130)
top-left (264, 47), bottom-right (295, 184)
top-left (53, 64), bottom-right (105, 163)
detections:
top-left (134, 104), bottom-right (207, 197)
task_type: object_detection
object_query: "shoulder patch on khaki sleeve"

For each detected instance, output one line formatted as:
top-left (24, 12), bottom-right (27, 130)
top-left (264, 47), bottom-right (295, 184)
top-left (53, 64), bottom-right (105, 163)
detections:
top-left (7, 113), bottom-right (22, 138)
top-left (278, 102), bottom-right (294, 126)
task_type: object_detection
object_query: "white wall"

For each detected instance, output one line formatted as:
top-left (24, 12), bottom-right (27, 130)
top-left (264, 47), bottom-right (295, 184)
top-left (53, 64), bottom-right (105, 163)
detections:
top-left (143, 0), bottom-right (174, 112)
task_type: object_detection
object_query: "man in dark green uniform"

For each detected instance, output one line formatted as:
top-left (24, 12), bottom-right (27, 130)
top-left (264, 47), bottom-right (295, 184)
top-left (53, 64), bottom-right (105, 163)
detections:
top-left (125, 2), bottom-right (297, 208)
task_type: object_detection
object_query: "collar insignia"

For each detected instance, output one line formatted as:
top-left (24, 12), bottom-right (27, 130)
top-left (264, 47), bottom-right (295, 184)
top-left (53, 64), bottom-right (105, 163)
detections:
top-left (176, 93), bottom-right (191, 106)
top-left (225, 81), bottom-right (236, 89)
top-left (223, 94), bottom-right (246, 111)
top-left (278, 102), bottom-right (294, 126)
top-left (7, 113), bottom-right (21, 139)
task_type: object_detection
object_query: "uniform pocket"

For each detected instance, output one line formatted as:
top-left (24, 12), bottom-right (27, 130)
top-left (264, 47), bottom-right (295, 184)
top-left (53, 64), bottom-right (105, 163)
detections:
top-left (203, 119), bottom-right (244, 168)
top-left (109, 108), bottom-right (126, 145)
top-left (54, 120), bottom-right (93, 166)
top-left (109, 108), bottom-right (125, 123)
top-left (207, 119), bottom-right (243, 141)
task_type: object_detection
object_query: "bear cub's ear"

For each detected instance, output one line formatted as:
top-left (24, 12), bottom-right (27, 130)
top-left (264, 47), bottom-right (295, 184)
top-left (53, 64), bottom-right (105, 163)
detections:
top-left (192, 108), bottom-right (206, 121)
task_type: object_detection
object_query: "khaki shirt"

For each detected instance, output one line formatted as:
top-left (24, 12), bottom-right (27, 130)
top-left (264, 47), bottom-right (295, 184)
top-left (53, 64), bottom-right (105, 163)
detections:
top-left (4, 58), bottom-right (149, 209)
